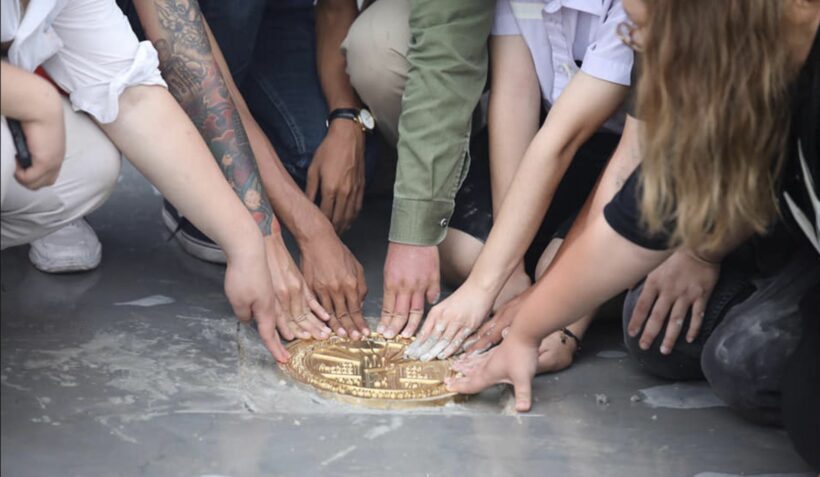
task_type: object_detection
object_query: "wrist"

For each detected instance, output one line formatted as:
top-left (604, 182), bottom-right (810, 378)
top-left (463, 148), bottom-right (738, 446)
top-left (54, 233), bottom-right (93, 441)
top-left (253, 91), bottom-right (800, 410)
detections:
top-left (294, 211), bottom-right (336, 247)
top-left (327, 117), bottom-right (365, 142)
top-left (686, 249), bottom-right (722, 267)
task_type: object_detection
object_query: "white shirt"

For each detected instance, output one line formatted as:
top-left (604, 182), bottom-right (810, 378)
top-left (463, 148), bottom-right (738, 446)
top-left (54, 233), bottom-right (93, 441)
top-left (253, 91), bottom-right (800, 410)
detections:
top-left (492, 0), bottom-right (634, 132)
top-left (1, 0), bottom-right (166, 123)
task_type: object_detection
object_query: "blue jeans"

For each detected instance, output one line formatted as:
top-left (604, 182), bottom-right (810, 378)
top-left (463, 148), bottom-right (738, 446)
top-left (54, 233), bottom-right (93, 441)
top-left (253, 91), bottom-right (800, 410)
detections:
top-left (198, 0), bottom-right (378, 188)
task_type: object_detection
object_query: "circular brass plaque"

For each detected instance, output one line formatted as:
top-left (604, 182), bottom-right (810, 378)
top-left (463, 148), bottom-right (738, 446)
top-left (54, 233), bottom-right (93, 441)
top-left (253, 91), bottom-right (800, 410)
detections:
top-left (279, 334), bottom-right (459, 409)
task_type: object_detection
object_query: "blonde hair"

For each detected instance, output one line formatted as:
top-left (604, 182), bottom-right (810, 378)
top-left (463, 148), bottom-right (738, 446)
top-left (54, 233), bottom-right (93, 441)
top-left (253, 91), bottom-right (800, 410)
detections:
top-left (636, 0), bottom-right (793, 252)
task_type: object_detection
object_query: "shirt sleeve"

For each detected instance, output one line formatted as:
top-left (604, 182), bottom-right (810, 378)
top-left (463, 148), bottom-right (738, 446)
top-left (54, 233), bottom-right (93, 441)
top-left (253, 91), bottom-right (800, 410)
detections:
top-left (390, 0), bottom-right (495, 245)
top-left (42, 0), bottom-right (166, 123)
top-left (491, 0), bottom-right (521, 36)
top-left (580, 0), bottom-right (633, 87)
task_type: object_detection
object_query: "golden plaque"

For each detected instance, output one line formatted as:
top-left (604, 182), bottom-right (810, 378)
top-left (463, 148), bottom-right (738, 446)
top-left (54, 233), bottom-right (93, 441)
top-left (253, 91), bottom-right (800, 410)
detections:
top-left (278, 334), bottom-right (460, 409)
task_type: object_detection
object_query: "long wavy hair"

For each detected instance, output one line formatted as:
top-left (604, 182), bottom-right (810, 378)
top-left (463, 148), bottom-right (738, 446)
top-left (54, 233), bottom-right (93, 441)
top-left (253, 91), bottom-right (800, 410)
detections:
top-left (636, 0), bottom-right (794, 252)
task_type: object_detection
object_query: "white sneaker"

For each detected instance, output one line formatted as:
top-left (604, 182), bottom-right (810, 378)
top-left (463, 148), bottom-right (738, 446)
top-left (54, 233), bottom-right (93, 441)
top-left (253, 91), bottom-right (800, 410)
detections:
top-left (28, 219), bottom-right (102, 273)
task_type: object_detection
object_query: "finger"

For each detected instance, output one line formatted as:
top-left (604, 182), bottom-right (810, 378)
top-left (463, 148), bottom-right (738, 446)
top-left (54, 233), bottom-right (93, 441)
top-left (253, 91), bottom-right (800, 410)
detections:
top-left (400, 292), bottom-right (425, 338)
top-left (660, 299), bottom-right (689, 355)
top-left (304, 288), bottom-right (331, 322)
top-left (331, 189), bottom-right (349, 231)
top-left (378, 288), bottom-right (397, 334)
top-left (438, 328), bottom-right (474, 360)
top-left (275, 309), bottom-right (296, 342)
top-left (385, 291), bottom-right (411, 339)
top-left (639, 295), bottom-right (673, 351)
top-left (356, 264), bottom-right (368, 303)
top-left (231, 300), bottom-right (252, 325)
top-left (341, 187), bottom-right (359, 232)
top-left (319, 290), bottom-right (343, 336)
top-left (421, 321), bottom-right (464, 361)
top-left (687, 297), bottom-right (707, 343)
top-left (512, 375), bottom-right (533, 412)
top-left (465, 321), bottom-right (502, 356)
top-left (445, 355), bottom-right (493, 395)
top-left (405, 305), bottom-right (438, 358)
top-left (331, 292), bottom-right (358, 340)
top-left (344, 286), bottom-right (369, 336)
top-left (288, 319), bottom-right (310, 340)
top-left (628, 282), bottom-right (658, 337)
top-left (426, 281), bottom-right (441, 305)
top-left (256, 314), bottom-right (290, 363)
top-left (287, 285), bottom-right (310, 338)
top-left (295, 310), bottom-right (331, 340)
top-left (408, 320), bottom-right (446, 360)
top-left (320, 187), bottom-right (336, 222)
top-left (305, 164), bottom-right (320, 202)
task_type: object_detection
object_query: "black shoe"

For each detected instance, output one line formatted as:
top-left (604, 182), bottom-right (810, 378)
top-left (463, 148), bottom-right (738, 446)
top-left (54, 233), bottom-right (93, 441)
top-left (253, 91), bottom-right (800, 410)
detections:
top-left (161, 200), bottom-right (227, 264)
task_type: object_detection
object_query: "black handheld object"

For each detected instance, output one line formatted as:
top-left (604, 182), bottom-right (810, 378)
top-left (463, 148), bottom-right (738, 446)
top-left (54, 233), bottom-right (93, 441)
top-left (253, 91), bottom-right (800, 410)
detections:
top-left (7, 118), bottom-right (32, 169)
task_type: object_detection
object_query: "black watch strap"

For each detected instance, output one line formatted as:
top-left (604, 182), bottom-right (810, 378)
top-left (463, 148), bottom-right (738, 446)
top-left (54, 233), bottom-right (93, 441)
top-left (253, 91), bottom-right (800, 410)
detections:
top-left (327, 108), bottom-right (359, 125)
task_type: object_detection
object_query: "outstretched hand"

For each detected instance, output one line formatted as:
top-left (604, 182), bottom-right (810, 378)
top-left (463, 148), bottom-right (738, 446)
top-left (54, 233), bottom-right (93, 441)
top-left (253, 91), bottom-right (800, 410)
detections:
top-left (446, 336), bottom-right (539, 412)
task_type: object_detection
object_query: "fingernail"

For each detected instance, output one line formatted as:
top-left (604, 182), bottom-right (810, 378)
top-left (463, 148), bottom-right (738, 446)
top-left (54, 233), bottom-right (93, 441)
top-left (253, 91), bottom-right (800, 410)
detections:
top-left (361, 328), bottom-right (371, 336)
top-left (351, 331), bottom-right (361, 340)
top-left (322, 327), bottom-right (332, 334)
top-left (686, 335), bottom-right (694, 343)
top-left (462, 338), bottom-right (477, 351)
top-left (640, 342), bottom-right (648, 350)
top-left (401, 330), bottom-right (413, 338)
top-left (376, 325), bottom-right (385, 334)
top-left (660, 345), bottom-right (669, 355)
top-left (628, 328), bottom-right (637, 337)
top-left (337, 328), bottom-right (347, 337)
top-left (384, 330), bottom-right (395, 339)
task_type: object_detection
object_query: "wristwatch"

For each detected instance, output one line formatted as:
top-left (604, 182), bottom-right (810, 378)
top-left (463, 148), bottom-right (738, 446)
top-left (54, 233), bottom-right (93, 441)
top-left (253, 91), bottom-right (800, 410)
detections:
top-left (326, 108), bottom-right (375, 133)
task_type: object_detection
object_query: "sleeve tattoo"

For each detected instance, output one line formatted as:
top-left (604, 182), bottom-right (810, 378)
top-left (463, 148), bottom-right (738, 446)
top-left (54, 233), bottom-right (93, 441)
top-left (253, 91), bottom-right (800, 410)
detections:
top-left (152, 0), bottom-right (274, 235)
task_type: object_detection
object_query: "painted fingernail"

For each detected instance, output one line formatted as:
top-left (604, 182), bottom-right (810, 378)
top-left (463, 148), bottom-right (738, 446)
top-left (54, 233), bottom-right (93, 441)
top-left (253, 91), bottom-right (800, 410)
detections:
top-left (376, 325), bottom-right (385, 334)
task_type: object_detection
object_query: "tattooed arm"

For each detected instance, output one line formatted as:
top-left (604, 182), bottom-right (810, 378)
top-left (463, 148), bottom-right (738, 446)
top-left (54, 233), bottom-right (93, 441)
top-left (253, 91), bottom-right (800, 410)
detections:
top-left (132, 0), bottom-right (331, 339)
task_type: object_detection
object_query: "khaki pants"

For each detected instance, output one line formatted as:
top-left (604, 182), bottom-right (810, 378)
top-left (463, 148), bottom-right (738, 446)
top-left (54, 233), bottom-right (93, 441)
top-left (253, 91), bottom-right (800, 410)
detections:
top-left (342, 0), bottom-right (411, 147)
top-left (1, 97), bottom-right (121, 249)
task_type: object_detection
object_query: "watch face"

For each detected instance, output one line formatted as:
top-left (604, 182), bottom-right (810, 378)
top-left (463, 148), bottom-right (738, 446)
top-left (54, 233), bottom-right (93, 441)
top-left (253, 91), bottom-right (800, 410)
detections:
top-left (358, 109), bottom-right (375, 130)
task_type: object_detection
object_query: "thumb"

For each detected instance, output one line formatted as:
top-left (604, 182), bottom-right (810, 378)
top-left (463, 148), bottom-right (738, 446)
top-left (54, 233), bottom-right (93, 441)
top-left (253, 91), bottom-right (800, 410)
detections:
top-left (512, 376), bottom-right (533, 412)
top-left (306, 163), bottom-right (320, 202)
top-left (426, 283), bottom-right (441, 305)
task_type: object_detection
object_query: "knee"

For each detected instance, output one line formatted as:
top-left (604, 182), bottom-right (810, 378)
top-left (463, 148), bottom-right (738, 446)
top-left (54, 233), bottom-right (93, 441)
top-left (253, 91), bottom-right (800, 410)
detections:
top-left (343, 0), bottom-right (409, 107)
top-left (700, 310), bottom-right (798, 424)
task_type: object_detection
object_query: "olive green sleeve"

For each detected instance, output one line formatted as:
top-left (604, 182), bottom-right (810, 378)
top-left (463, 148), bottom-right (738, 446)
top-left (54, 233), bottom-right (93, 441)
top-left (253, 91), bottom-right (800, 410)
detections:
top-left (389, 0), bottom-right (494, 245)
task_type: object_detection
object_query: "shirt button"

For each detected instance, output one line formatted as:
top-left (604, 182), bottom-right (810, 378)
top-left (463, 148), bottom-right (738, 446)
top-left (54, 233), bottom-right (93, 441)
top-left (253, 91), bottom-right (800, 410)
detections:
top-left (439, 218), bottom-right (449, 227)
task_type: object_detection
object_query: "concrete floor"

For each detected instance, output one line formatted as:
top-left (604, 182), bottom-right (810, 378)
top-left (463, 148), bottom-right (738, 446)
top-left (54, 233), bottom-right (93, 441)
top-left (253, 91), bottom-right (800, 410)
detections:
top-left (0, 163), bottom-right (812, 477)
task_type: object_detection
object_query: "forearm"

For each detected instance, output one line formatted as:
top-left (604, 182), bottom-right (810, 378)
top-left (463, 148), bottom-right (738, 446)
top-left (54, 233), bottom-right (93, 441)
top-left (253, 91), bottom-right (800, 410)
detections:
top-left (390, 0), bottom-right (495, 245)
top-left (488, 36), bottom-right (541, 216)
top-left (315, 0), bottom-right (361, 110)
top-left (100, 85), bottom-right (263, 256)
top-left (469, 72), bottom-right (627, 296)
top-left (511, 214), bottom-right (670, 347)
top-left (133, 0), bottom-right (275, 235)
top-left (0, 62), bottom-right (61, 121)
top-left (200, 20), bottom-right (333, 244)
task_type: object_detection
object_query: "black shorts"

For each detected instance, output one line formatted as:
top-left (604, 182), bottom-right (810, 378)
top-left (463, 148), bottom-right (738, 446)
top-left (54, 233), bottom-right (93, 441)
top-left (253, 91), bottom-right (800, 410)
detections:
top-left (449, 128), bottom-right (619, 276)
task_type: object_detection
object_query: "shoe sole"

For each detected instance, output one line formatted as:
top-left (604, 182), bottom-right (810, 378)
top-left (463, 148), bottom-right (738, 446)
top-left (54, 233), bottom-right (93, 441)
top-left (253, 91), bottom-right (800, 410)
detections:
top-left (29, 241), bottom-right (102, 274)
top-left (161, 207), bottom-right (227, 264)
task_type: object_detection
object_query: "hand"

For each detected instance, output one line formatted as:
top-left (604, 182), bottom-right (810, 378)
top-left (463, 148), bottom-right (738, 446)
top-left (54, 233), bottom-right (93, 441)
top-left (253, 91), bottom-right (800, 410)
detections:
top-left (299, 225), bottom-right (369, 339)
top-left (404, 281), bottom-right (494, 361)
top-left (446, 335), bottom-right (539, 412)
top-left (463, 287), bottom-right (533, 356)
top-left (15, 100), bottom-right (66, 190)
top-left (379, 242), bottom-right (441, 339)
top-left (306, 119), bottom-right (365, 233)
top-left (224, 244), bottom-right (291, 362)
top-left (462, 288), bottom-right (577, 374)
top-left (627, 249), bottom-right (720, 354)
top-left (264, 234), bottom-right (332, 341)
